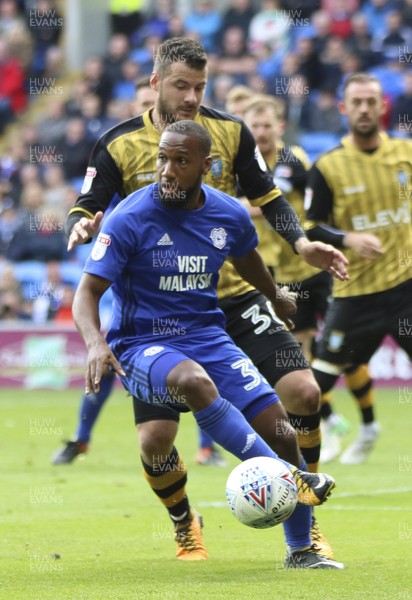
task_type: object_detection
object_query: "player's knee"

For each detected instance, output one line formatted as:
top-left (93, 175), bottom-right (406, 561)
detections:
top-left (137, 420), bottom-right (177, 461)
top-left (168, 362), bottom-right (217, 408)
top-left (295, 375), bottom-right (321, 415)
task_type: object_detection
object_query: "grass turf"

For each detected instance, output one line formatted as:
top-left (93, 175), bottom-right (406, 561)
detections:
top-left (1, 387), bottom-right (411, 600)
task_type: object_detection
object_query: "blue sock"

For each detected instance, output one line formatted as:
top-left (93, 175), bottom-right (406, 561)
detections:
top-left (198, 427), bottom-right (215, 450)
top-left (194, 395), bottom-right (287, 463)
top-left (282, 457), bottom-right (312, 551)
top-left (76, 373), bottom-right (115, 443)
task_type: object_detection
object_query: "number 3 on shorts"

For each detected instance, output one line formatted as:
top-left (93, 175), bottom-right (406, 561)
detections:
top-left (231, 358), bottom-right (261, 391)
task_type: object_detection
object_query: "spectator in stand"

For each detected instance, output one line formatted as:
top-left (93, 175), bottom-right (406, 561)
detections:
top-left (64, 79), bottom-right (90, 118)
top-left (112, 59), bottom-right (140, 101)
top-left (302, 87), bottom-right (345, 135)
top-left (224, 84), bottom-right (254, 117)
top-left (282, 0), bottom-right (319, 19)
top-left (28, 0), bottom-right (62, 77)
top-left (0, 37), bottom-right (27, 133)
top-left (372, 9), bottom-right (412, 62)
top-left (211, 74), bottom-right (236, 110)
top-left (211, 26), bottom-right (256, 84)
top-left (390, 70), bottom-right (412, 131)
top-left (6, 183), bottom-right (67, 263)
top-left (216, 0), bottom-right (256, 47)
top-left (132, 0), bottom-right (174, 46)
top-left (132, 76), bottom-right (157, 114)
top-left (37, 97), bottom-right (68, 145)
top-left (310, 10), bottom-right (333, 53)
top-left (346, 12), bottom-right (383, 70)
top-left (43, 164), bottom-right (71, 209)
top-left (103, 33), bottom-right (130, 88)
top-left (80, 94), bottom-right (114, 142)
top-left (109, 0), bottom-right (144, 37)
top-left (321, 0), bottom-right (357, 39)
top-left (248, 0), bottom-right (291, 55)
top-left (294, 36), bottom-right (322, 90)
top-left (0, 200), bottom-right (24, 257)
top-left (129, 29), bottom-right (163, 76)
top-left (361, 0), bottom-right (398, 37)
top-left (82, 56), bottom-right (113, 113)
top-left (56, 118), bottom-right (95, 184)
top-left (184, 0), bottom-right (222, 53)
top-left (319, 36), bottom-right (346, 90)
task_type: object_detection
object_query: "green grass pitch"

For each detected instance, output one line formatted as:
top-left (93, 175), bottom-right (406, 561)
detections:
top-left (1, 387), bottom-right (411, 600)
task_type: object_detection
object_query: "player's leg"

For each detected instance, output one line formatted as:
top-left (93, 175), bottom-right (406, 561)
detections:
top-left (51, 371), bottom-right (115, 464)
top-left (221, 291), bottom-right (333, 557)
top-left (201, 331), bottom-right (342, 569)
top-left (313, 295), bottom-right (385, 465)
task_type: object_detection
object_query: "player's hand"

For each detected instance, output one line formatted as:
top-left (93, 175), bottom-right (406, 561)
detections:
top-left (295, 238), bottom-right (349, 281)
top-left (273, 285), bottom-right (297, 330)
top-left (85, 340), bottom-right (125, 394)
top-left (67, 211), bottom-right (104, 251)
top-left (344, 232), bottom-right (384, 260)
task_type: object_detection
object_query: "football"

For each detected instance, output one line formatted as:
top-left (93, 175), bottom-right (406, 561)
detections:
top-left (226, 456), bottom-right (298, 529)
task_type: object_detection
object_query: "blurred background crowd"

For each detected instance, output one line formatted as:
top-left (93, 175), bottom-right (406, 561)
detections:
top-left (0, 0), bottom-right (411, 323)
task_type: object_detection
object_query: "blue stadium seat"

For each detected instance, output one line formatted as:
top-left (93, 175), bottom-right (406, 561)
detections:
top-left (299, 132), bottom-right (341, 163)
top-left (59, 262), bottom-right (84, 287)
top-left (12, 261), bottom-right (47, 300)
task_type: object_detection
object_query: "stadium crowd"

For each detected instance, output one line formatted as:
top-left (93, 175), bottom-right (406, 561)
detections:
top-left (0, 0), bottom-right (411, 322)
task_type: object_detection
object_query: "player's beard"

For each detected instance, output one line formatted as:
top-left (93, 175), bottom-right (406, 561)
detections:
top-left (158, 176), bottom-right (202, 209)
top-left (157, 91), bottom-right (198, 128)
top-left (353, 118), bottom-right (379, 139)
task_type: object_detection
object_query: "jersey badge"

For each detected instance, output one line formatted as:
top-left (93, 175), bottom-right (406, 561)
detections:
top-left (327, 330), bottom-right (345, 353)
top-left (143, 346), bottom-right (165, 357)
top-left (80, 167), bottom-right (97, 194)
top-left (211, 157), bottom-right (223, 179)
top-left (91, 233), bottom-right (111, 261)
top-left (397, 170), bottom-right (409, 187)
top-left (210, 227), bottom-right (227, 249)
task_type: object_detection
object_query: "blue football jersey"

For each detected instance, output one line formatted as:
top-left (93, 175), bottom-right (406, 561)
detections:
top-left (84, 183), bottom-right (258, 343)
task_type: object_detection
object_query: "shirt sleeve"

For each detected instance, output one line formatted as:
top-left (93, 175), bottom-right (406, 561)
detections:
top-left (67, 141), bottom-right (125, 221)
top-left (228, 202), bottom-right (259, 257)
top-left (83, 205), bottom-right (137, 283)
top-left (304, 164), bottom-right (334, 225)
top-left (233, 121), bottom-right (282, 205)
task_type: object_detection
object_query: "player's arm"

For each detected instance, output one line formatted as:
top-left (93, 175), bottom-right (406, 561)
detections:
top-left (65, 142), bottom-right (125, 250)
top-left (233, 122), bottom-right (349, 280)
top-left (305, 165), bottom-right (383, 260)
top-left (232, 249), bottom-right (296, 329)
top-left (73, 273), bottom-right (125, 395)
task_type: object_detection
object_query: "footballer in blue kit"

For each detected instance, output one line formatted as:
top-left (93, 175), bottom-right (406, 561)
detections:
top-left (72, 120), bottom-right (342, 569)
top-left (84, 180), bottom-right (278, 419)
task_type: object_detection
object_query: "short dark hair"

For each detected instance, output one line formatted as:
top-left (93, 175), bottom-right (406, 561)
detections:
top-left (164, 120), bottom-right (211, 155)
top-left (135, 75), bottom-right (151, 91)
top-left (154, 37), bottom-right (207, 77)
top-left (343, 73), bottom-right (382, 95)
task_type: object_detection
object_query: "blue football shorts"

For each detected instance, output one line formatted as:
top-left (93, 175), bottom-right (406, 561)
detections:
top-left (114, 325), bottom-right (280, 422)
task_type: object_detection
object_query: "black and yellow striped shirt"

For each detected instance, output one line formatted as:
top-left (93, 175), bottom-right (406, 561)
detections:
top-left (69, 106), bottom-right (282, 299)
top-left (305, 133), bottom-right (412, 297)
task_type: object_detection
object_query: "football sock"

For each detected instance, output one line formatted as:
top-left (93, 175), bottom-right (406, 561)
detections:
top-left (141, 446), bottom-right (191, 522)
top-left (288, 412), bottom-right (321, 473)
top-left (283, 457), bottom-right (312, 551)
top-left (194, 395), bottom-right (285, 464)
top-left (320, 392), bottom-right (333, 420)
top-left (76, 372), bottom-right (115, 443)
top-left (198, 427), bottom-right (216, 450)
top-left (344, 364), bottom-right (375, 425)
